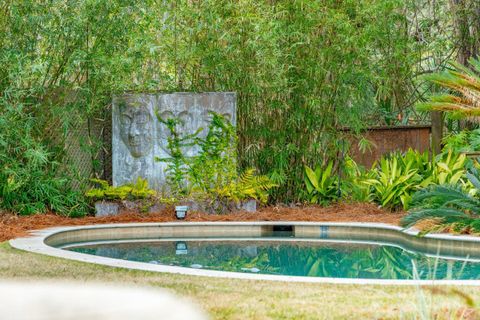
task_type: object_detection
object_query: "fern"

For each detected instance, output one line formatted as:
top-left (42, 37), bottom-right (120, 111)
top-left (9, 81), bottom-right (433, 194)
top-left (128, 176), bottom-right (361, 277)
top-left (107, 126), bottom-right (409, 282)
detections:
top-left (85, 178), bottom-right (156, 201)
top-left (213, 169), bottom-right (277, 204)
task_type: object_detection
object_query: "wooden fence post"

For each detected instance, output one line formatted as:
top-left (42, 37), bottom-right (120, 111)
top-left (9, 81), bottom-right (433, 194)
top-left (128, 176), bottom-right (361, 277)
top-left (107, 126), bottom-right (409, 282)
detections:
top-left (431, 111), bottom-right (443, 154)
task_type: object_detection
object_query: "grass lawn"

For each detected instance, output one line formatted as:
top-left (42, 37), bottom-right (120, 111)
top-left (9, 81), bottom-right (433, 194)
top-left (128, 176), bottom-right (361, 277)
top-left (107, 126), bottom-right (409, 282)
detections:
top-left (0, 242), bottom-right (478, 319)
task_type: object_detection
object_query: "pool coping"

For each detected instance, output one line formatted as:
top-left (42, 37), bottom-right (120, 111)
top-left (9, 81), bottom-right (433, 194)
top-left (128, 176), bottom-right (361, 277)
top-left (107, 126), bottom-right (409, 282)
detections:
top-left (9, 221), bottom-right (480, 286)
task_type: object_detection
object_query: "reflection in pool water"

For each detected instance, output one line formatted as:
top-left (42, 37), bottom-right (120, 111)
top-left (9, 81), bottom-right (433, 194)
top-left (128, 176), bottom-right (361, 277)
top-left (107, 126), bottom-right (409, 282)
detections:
top-left (67, 240), bottom-right (480, 280)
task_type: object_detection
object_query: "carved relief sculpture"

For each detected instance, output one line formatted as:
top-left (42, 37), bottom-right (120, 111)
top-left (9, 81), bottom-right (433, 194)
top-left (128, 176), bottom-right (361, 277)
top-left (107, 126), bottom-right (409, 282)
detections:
top-left (112, 92), bottom-right (236, 191)
top-left (118, 99), bottom-right (154, 158)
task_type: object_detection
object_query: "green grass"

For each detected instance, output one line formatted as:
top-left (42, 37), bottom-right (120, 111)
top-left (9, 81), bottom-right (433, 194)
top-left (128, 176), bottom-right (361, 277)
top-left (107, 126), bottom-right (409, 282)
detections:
top-left (0, 241), bottom-right (478, 319)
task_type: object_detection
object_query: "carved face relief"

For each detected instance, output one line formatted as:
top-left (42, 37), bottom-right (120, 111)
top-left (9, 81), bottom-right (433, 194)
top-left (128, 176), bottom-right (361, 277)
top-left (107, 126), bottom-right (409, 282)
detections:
top-left (178, 111), bottom-right (197, 156)
top-left (201, 110), bottom-right (233, 134)
top-left (157, 110), bottom-right (174, 155)
top-left (157, 109), bottom-right (198, 156)
top-left (119, 104), bottom-right (153, 158)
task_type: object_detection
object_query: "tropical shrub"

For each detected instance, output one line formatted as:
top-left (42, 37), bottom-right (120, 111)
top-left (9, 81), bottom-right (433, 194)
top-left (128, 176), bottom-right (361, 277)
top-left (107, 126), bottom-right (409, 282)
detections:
top-left (85, 178), bottom-right (156, 201)
top-left (363, 151), bottom-right (427, 210)
top-left (303, 148), bottom-right (461, 208)
top-left (432, 150), bottom-right (468, 186)
top-left (355, 147), bottom-right (472, 211)
top-left (443, 129), bottom-right (480, 154)
top-left (156, 112), bottom-right (276, 205)
top-left (303, 161), bottom-right (339, 205)
top-left (400, 149), bottom-right (433, 179)
top-left (401, 169), bottom-right (480, 234)
top-left (342, 156), bottom-right (376, 202)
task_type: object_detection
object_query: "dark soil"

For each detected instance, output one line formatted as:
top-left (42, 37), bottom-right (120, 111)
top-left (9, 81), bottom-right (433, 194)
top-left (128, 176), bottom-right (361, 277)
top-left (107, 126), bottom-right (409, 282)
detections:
top-left (0, 202), bottom-right (404, 242)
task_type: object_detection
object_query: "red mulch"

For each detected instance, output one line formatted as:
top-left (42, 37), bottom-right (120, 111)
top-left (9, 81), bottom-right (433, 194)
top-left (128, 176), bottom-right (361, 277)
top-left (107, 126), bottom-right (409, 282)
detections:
top-left (0, 203), bottom-right (404, 242)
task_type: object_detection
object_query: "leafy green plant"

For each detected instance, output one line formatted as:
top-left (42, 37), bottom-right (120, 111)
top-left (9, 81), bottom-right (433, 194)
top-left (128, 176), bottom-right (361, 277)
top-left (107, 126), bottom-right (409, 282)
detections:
top-left (85, 178), bottom-right (156, 201)
top-left (443, 129), bottom-right (480, 154)
top-left (213, 169), bottom-right (278, 204)
top-left (157, 112), bottom-right (276, 207)
top-left (155, 114), bottom-right (201, 196)
top-left (189, 113), bottom-right (238, 197)
top-left (363, 152), bottom-right (424, 210)
top-left (400, 149), bottom-right (433, 179)
top-left (432, 150), bottom-right (468, 186)
top-left (417, 58), bottom-right (480, 118)
top-left (342, 156), bottom-right (375, 202)
top-left (357, 148), bottom-right (470, 211)
top-left (304, 161), bottom-right (339, 205)
top-left (357, 137), bottom-right (376, 154)
top-left (402, 169), bottom-right (480, 234)
top-left (0, 100), bottom-right (87, 217)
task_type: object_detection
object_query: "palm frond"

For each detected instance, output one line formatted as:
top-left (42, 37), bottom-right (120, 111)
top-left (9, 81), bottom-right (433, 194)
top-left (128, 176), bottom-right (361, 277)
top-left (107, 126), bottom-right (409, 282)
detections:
top-left (411, 184), bottom-right (478, 208)
top-left (466, 170), bottom-right (480, 190)
top-left (401, 208), bottom-right (469, 228)
top-left (417, 58), bottom-right (480, 120)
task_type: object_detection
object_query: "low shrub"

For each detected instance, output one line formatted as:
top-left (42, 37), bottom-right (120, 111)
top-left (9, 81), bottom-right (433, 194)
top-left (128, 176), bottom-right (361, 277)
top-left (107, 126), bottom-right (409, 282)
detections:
top-left (303, 161), bottom-right (339, 205)
top-left (356, 149), bottom-right (469, 211)
top-left (85, 178), bottom-right (156, 201)
top-left (363, 151), bottom-right (425, 210)
top-left (431, 150), bottom-right (468, 186)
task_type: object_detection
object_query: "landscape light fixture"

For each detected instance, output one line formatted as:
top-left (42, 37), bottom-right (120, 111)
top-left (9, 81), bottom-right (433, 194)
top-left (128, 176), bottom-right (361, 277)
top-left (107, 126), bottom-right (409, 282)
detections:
top-left (175, 241), bottom-right (188, 255)
top-left (175, 205), bottom-right (188, 220)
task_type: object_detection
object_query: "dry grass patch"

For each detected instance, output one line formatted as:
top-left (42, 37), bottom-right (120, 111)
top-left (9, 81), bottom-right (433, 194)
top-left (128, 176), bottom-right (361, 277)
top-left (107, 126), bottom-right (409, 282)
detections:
top-left (0, 242), bottom-right (478, 319)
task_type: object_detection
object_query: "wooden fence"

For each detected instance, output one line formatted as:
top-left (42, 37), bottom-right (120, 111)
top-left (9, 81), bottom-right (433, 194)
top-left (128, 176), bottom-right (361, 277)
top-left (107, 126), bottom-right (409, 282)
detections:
top-left (347, 125), bottom-right (432, 168)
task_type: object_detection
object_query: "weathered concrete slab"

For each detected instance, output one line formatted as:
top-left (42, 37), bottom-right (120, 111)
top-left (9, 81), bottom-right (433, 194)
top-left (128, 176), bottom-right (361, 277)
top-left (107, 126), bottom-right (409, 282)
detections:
top-left (112, 92), bottom-right (236, 191)
top-left (94, 201), bottom-right (120, 217)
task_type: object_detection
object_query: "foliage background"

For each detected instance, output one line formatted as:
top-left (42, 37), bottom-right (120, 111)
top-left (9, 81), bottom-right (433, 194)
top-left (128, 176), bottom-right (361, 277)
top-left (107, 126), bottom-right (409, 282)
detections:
top-left (0, 0), bottom-right (467, 210)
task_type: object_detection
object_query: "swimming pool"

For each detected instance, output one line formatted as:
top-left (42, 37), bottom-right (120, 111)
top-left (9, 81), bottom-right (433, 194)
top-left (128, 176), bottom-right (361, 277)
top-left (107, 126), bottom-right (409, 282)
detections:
top-left (65, 238), bottom-right (480, 280)
top-left (10, 222), bottom-right (480, 284)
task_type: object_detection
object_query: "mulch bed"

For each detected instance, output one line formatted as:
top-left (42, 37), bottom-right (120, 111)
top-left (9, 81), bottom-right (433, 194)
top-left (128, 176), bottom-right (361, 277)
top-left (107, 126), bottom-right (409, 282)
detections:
top-left (0, 203), bottom-right (404, 242)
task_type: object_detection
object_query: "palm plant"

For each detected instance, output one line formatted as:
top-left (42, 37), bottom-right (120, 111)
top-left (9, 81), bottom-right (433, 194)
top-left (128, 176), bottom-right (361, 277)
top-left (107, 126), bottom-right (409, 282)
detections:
top-left (416, 58), bottom-right (480, 119)
top-left (401, 169), bottom-right (480, 234)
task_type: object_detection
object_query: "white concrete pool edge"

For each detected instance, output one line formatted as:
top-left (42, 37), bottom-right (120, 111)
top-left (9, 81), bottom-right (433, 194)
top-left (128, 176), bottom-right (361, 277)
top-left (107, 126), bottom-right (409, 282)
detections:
top-left (9, 221), bottom-right (480, 286)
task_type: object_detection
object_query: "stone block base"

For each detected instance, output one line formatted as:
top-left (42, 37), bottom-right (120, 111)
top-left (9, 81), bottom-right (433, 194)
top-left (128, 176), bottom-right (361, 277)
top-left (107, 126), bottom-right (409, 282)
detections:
top-left (94, 199), bottom-right (257, 216)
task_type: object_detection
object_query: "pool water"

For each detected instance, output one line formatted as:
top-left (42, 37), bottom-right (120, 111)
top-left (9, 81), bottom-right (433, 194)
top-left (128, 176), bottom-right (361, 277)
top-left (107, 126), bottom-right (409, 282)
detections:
top-left (67, 240), bottom-right (480, 280)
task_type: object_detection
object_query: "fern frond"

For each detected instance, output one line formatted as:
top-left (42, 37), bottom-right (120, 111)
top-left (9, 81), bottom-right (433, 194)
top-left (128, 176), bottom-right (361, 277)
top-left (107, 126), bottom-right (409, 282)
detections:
top-left (90, 178), bottom-right (109, 190)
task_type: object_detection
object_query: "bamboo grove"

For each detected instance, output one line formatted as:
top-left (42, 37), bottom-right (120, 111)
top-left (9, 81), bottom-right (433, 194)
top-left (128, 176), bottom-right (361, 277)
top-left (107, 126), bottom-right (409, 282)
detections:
top-left (1, 0), bottom-right (479, 207)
